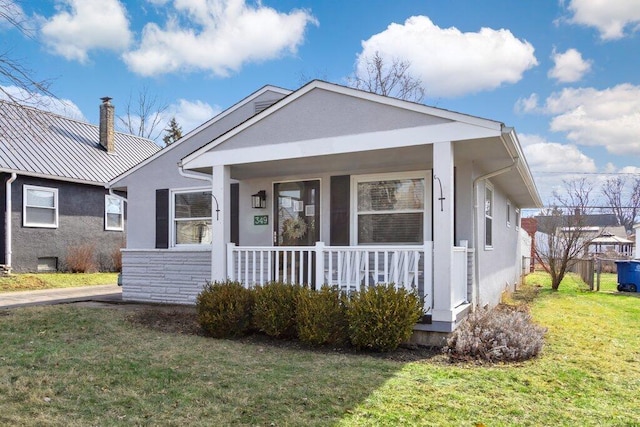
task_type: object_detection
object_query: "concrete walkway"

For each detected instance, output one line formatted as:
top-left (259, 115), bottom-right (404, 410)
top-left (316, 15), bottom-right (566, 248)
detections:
top-left (0, 284), bottom-right (122, 309)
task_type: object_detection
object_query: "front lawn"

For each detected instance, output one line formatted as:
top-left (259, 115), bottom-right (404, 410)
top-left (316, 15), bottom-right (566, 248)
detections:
top-left (0, 272), bottom-right (638, 425)
top-left (0, 273), bottom-right (118, 292)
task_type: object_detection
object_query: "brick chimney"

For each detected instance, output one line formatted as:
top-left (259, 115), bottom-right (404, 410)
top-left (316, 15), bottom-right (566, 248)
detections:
top-left (99, 97), bottom-right (115, 153)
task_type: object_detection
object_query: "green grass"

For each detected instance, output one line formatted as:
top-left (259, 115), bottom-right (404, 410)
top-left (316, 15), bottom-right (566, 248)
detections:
top-left (1, 272), bottom-right (639, 426)
top-left (0, 273), bottom-right (118, 292)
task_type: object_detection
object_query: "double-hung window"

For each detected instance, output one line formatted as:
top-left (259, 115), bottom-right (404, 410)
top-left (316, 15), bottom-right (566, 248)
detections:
top-left (485, 184), bottom-right (493, 249)
top-left (105, 195), bottom-right (124, 231)
top-left (23, 185), bottom-right (58, 228)
top-left (354, 173), bottom-right (426, 244)
top-left (172, 189), bottom-right (212, 246)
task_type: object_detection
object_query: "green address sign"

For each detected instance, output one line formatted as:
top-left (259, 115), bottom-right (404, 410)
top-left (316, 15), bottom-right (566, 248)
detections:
top-left (254, 215), bottom-right (269, 226)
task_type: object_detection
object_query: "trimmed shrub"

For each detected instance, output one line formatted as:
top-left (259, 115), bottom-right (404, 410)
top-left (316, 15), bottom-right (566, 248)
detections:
top-left (346, 284), bottom-right (423, 352)
top-left (196, 280), bottom-right (254, 338)
top-left (65, 242), bottom-right (97, 273)
top-left (446, 305), bottom-right (547, 363)
top-left (296, 285), bottom-right (349, 347)
top-left (253, 282), bottom-right (301, 339)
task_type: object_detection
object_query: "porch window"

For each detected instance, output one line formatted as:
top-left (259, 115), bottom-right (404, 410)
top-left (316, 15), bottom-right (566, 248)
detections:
top-left (485, 184), bottom-right (493, 249)
top-left (172, 189), bottom-right (212, 246)
top-left (105, 195), bottom-right (124, 231)
top-left (354, 174), bottom-right (425, 244)
top-left (23, 185), bottom-right (58, 228)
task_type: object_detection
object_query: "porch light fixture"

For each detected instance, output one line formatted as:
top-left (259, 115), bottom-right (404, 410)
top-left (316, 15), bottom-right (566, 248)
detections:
top-left (251, 190), bottom-right (267, 209)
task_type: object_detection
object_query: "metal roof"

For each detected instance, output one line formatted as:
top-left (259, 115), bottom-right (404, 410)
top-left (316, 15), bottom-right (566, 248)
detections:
top-left (0, 100), bottom-right (160, 184)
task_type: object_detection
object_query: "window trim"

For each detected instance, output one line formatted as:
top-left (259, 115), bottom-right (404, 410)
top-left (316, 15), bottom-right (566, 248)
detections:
top-left (484, 183), bottom-right (493, 250)
top-left (170, 187), bottom-right (213, 248)
top-left (350, 171), bottom-right (430, 245)
top-left (23, 185), bottom-right (58, 228)
top-left (105, 195), bottom-right (124, 231)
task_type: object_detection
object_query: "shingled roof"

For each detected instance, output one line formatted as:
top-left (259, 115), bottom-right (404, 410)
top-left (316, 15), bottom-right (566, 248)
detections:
top-left (0, 100), bottom-right (160, 185)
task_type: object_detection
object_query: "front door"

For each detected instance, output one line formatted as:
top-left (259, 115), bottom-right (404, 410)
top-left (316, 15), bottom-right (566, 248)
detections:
top-left (274, 180), bottom-right (320, 246)
top-left (273, 180), bottom-right (320, 285)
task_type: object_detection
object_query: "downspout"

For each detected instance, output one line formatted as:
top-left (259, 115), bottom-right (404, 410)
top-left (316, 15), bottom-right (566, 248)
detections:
top-left (471, 128), bottom-right (519, 307)
top-left (5, 172), bottom-right (17, 269)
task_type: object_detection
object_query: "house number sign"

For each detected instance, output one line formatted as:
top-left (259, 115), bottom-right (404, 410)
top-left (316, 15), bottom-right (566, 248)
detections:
top-left (254, 215), bottom-right (269, 226)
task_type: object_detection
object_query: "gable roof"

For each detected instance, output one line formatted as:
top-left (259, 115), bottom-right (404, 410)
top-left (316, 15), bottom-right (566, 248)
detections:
top-left (0, 100), bottom-right (160, 186)
top-left (182, 80), bottom-right (504, 167)
top-left (180, 80), bottom-right (542, 208)
top-left (108, 85), bottom-right (292, 188)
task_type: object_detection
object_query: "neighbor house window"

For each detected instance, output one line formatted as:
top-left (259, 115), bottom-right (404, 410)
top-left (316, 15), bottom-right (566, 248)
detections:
top-left (515, 208), bottom-right (521, 230)
top-left (506, 200), bottom-right (512, 227)
top-left (485, 184), bottom-right (493, 249)
top-left (105, 195), bottom-right (124, 231)
top-left (23, 185), bottom-right (58, 228)
top-left (353, 173), bottom-right (426, 244)
top-left (172, 189), bottom-right (212, 246)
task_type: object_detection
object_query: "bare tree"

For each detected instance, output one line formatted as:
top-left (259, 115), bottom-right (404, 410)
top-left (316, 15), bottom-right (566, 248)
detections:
top-left (601, 176), bottom-right (640, 234)
top-left (535, 178), bottom-right (598, 290)
top-left (1, 1), bottom-right (56, 106)
top-left (348, 51), bottom-right (425, 103)
top-left (118, 86), bottom-right (168, 141)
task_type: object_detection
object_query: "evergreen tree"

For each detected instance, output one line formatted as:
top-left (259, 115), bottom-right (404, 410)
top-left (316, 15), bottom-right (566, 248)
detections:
top-left (162, 117), bottom-right (182, 146)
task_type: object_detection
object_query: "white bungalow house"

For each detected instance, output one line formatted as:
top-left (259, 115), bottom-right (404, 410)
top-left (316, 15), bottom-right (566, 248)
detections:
top-left (109, 80), bottom-right (542, 333)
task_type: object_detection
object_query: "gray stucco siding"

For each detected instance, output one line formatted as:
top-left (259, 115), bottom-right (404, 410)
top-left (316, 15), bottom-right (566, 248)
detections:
top-left (10, 176), bottom-right (124, 273)
top-left (121, 249), bottom-right (210, 304)
top-left (213, 88), bottom-right (451, 152)
top-left (115, 90), bottom-right (288, 250)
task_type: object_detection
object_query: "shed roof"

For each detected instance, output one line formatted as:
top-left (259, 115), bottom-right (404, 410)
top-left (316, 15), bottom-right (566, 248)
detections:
top-left (0, 101), bottom-right (160, 185)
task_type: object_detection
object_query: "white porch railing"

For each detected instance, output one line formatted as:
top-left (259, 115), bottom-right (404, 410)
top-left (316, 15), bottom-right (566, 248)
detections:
top-left (226, 242), bottom-right (436, 311)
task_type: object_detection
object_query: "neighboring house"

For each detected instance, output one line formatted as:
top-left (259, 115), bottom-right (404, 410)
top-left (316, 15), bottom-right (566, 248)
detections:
top-left (110, 80), bottom-right (542, 333)
top-left (535, 213), bottom-right (631, 258)
top-left (0, 98), bottom-right (159, 273)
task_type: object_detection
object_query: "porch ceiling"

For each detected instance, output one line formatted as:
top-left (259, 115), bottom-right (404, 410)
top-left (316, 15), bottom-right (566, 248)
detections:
top-left (229, 145), bottom-right (433, 180)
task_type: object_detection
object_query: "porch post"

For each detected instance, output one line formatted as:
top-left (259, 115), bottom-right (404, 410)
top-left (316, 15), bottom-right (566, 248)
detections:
top-left (211, 165), bottom-right (231, 282)
top-left (432, 141), bottom-right (456, 323)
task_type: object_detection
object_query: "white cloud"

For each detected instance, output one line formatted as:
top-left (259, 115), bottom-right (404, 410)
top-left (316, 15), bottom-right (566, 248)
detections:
top-left (166, 98), bottom-right (221, 134)
top-left (356, 16), bottom-right (538, 98)
top-left (40, 0), bottom-right (132, 62)
top-left (548, 48), bottom-right (591, 83)
top-left (0, 85), bottom-right (85, 120)
top-left (519, 133), bottom-right (598, 201)
top-left (567, 0), bottom-right (640, 40)
top-left (619, 166), bottom-right (640, 176)
top-left (515, 93), bottom-right (540, 113)
top-left (520, 133), bottom-right (597, 174)
top-left (123, 0), bottom-right (317, 77)
top-left (544, 84), bottom-right (640, 155)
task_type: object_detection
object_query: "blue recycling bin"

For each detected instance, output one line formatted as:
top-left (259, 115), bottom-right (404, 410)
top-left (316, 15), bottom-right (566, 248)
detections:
top-left (614, 260), bottom-right (640, 292)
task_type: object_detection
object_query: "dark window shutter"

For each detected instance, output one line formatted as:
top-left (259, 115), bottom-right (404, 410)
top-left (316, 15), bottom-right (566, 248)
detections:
top-left (231, 183), bottom-right (239, 245)
top-left (155, 189), bottom-right (169, 249)
top-left (330, 175), bottom-right (350, 246)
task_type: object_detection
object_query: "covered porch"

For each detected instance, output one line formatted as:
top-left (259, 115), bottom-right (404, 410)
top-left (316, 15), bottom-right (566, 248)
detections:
top-left (181, 133), bottom-right (494, 330)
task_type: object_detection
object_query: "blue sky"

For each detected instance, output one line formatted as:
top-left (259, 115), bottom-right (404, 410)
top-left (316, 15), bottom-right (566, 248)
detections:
top-left (2, 0), bottom-right (640, 205)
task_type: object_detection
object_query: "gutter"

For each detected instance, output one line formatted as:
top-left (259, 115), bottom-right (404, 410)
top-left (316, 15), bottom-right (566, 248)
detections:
top-left (177, 162), bottom-right (213, 183)
top-left (471, 126), bottom-right (519, 307)
top-left (5, 172), bottom-right (17, 269)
